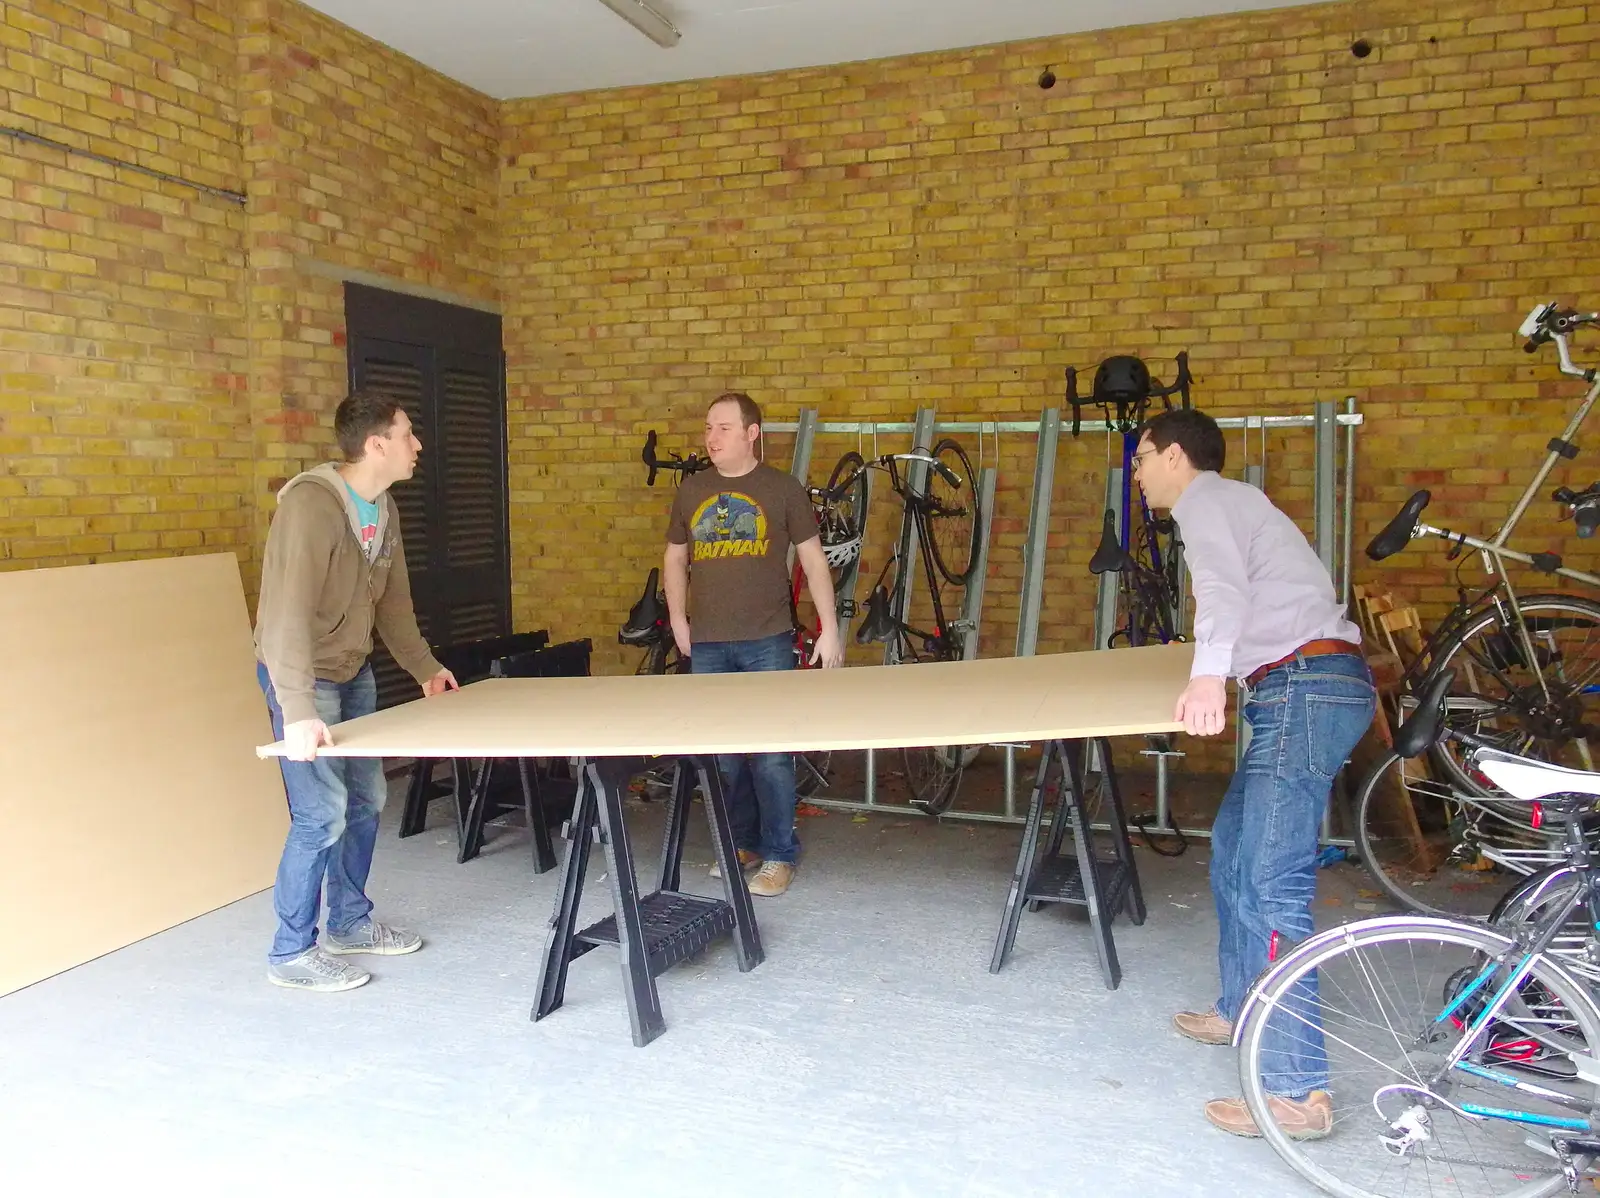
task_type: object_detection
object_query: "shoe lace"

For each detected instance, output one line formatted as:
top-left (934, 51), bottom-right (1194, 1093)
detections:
top-left (309, 949), bottom-right (358, 977)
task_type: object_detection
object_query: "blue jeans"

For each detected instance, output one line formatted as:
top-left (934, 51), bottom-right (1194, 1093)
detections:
top-left (257, 661), bottom-right (387, 964)
top-left (1212, 651), bottom-right (1375, 1098)
top-left (689, 631), bottom-right (799, 864)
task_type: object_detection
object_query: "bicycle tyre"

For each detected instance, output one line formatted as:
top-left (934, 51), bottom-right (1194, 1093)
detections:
top-left (794, 751), bottom-right (832, 798)
top-left (1428, 593), bottom-right (1600, 799)
top-left (884, 633), bottom-right (971, 814)
top-left (825, 451), bottom-right (868, 537)
top-left (1237, 916), bottom-right (1600, 1198)
top-left (1490, 862), bottom-right (1600, 988)
top-left (1354, 749), bottom-right (1559, 920)
top-left (927, 437), bottom-right (980, 586)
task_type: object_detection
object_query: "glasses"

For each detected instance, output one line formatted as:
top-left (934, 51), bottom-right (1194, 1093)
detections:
top-left (1130, 448), bottom-right (1160, 472)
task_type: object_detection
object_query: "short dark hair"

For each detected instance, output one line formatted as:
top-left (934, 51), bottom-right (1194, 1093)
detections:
top-left (1141, 408), bottom-right (1226, 473)
top-left (708, 391), bottom-right (762, 431)
top-left (335, 389), bottom-right (404, 462)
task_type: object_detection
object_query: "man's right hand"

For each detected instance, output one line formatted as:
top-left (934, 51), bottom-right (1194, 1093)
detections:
top-left (670, 618), bottom-right (691, 658)
top-left (284, 718), bottom-right (333, 762)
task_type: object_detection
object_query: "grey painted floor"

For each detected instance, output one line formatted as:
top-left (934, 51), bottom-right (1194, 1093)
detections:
top-left (0, 776), bottom-right (1371, 1197)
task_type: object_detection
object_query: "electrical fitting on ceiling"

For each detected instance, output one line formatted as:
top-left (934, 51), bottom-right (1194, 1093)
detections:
top-left (594, 0), bottom-right (680, 47)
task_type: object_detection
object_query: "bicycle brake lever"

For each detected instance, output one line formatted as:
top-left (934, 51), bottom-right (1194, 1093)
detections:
top-left (642, 430), bottom-right (660, 486)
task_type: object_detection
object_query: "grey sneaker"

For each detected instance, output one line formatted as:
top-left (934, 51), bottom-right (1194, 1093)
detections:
top-left (324, 920), bottom-right (422, 957)
top-left (267, 946), bottom-right (370, 992)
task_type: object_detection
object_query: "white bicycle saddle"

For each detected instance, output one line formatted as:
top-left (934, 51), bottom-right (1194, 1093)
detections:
top-left (1474, 749), bottom-right (1600, 801)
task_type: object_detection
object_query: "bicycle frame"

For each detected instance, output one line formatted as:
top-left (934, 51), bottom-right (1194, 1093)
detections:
top-left (1115, 429), bottom-right (1180, 645)
top-left (1376, 308), bottom-right (1600, 707)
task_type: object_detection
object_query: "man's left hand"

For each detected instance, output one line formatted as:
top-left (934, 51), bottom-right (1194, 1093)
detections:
top-left (423, 668), bottom-right (459, 697)
top-left (1175, 675), bottom-right (1228, 736)
top-left (809, 627), bottom-right (845, 669)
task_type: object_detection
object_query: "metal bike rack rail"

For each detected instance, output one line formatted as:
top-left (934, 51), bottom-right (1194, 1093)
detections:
top-left (769, 403), bottom-right (1363, 832)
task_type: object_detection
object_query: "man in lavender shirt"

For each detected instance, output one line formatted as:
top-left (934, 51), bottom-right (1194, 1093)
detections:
top-left (1135, 408), bottom-right (1376, 1142)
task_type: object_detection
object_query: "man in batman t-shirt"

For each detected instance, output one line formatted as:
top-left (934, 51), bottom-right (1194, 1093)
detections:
top-left (664, 391), bottom-right (842, 896)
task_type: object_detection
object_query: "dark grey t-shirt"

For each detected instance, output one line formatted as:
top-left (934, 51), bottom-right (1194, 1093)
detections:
top-left (666, 463), bottom-right (815, 643)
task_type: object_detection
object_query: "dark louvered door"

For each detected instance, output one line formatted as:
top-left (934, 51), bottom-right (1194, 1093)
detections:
top-left (435, 350), bottom-right (509, 647)
top-left (345, 284), bottom-right (508, 708)
top-left (350, 339), bottom-right (438, 707)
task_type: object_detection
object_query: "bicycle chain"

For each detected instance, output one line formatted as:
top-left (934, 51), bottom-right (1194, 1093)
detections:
top-left (1374, 1146), bottom-right (1586, 1179)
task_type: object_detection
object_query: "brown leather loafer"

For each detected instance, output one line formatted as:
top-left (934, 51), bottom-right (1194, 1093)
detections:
top-left (1173, 1008), bottom-right (1234, 1046)
top-left (1204, 1092), bottom-right (1333, 1141)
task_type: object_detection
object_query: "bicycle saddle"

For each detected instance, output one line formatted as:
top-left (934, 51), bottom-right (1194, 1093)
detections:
top-left (1473, 749), bottom-right (1600, 801)
top-left (1089, 509), bottom-right (1131, 575)
top-left (854, 586), bottom-right (894, 645)
top-left (1365, 489), bottom-right (1430, 561)
top-left (619, 567), bottom-right (667, 645)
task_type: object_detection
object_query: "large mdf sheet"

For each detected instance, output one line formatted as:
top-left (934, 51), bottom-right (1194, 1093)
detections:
top-left (260, 642), bottom-right (1193, 760)
top-left (0, 554), bottom-right (287, 997)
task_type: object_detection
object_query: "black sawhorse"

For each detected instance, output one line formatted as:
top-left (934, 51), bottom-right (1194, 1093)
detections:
top-left (533, 753), bottom-right (764, 1046)
top-left (398, 638), bottom-right (592, 874)
top-left (990, 736), bottom-right (1146, 988)
top-left (397, 756), bottom-right (559, 873)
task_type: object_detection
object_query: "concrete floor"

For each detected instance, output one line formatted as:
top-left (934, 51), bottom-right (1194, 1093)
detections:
top-left (0, 768), bottom-right (1379, 1197)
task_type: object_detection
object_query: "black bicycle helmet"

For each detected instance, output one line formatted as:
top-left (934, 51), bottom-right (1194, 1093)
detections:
top-left (1092, 354), bottom-right (1151, 403)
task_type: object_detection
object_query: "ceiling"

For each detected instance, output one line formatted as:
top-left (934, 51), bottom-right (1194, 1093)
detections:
top-left (298, 0), bottom-right (1335, 101)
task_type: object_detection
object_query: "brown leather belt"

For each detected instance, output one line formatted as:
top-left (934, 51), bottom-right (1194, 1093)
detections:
top-left (1244, 639), bottom-right (1364, 688)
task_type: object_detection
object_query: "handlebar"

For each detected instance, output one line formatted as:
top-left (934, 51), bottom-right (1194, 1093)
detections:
top-left (640, 429), bottom-right (712, 487)
top-left (1065, 350), bottom-right (1193, 436)
top-left (1519, 302), bottom-right (1599, 379)
top-left (1553, 483), bottom-right (1600, 539)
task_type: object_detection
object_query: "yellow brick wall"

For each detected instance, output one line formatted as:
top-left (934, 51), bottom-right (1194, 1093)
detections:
top-left (0, 0), bottom-right (499, 600)
top-left (0, 0), bottom-right (249, 572)
top-left (501, 0), bottom-right (1600, 690)
top-left (236, 0), bottom-right (500, 589)
top-left (4, 0), bottom-right (1599, 763)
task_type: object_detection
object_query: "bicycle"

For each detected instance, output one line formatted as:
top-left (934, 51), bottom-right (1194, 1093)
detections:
top-left (1356, 304), bottom-right (1600, 916)
top-left (851, 438), bottom-right (981, 814)
top-left (1230, 665), bottom-right (1600, 1197)
top-left (1069, 351), bottom-right (1194, 854)
top-left (1069, 350), bottom-right (1193, 649)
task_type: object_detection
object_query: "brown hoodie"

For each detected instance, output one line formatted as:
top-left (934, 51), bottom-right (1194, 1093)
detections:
top-left (254, 462), bottom-right (443, 726)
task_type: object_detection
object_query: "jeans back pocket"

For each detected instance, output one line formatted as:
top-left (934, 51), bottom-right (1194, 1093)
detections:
top-left (1306, 690), bottom-right (1377, 779)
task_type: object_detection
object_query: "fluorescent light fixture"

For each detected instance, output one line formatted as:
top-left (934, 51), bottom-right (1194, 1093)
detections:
top-left (594, 0), bottom-right (681, 47)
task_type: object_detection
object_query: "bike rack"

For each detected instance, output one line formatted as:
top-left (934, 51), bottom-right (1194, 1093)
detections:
top-left (767, 402), bottom-right (1363, 831)
top-left (769, 410), bottom-right (1021, 814)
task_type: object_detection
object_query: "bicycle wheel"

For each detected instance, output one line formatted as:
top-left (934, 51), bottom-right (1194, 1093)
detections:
top-left (795, 751), bottom-right (833, 799)
top-left (1430, 594), bottom-right (1600, 798)
top-left (1128, 506), bottom-right (1182, 643)
top-left (927, 437), bottom-right (980, 586)
top-left (886, 633), bottom-right (971, 814)
top-left (824, 451), bottom-right (868, 538)
top-left (1490, 863), bottom-right (1600, 989)
top-left (1355, 749), bottom-right (1561, 920)
top-left (1238, 915), bottom-right (1600, 1198)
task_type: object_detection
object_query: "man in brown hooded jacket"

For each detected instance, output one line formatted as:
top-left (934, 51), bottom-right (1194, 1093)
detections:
top-left (254, 388), bottom-right (457, 992)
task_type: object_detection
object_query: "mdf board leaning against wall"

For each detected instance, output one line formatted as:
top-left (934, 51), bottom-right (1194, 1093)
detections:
top-left (0, 554), bottom-right (288, 997)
